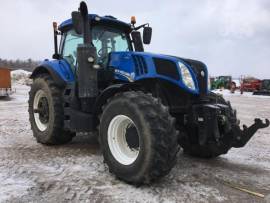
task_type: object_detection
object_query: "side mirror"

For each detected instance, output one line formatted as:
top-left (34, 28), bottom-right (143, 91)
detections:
top-left (131, 31), bottom-right (144, 52)
top-left (143, 26), bottom-right (152, 44)
top-left (71, 11), bottom-right (83, 34)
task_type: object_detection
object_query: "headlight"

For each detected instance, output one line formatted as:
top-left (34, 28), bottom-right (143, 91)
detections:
top-left (178, 62), bottom-right (196, 90)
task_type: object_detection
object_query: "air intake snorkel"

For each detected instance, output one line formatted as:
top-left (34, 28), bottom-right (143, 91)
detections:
top-left (72, 1), bottom-right (99, 111)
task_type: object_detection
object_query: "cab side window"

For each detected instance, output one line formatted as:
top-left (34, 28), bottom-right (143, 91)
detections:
top-left (61, 27), bottom-right (129, 68)
top-left (62, 30), bottom-right (83, 68)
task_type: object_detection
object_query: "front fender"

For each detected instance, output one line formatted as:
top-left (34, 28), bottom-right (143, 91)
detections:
top-left (31, 59), bottom-right (75, 87)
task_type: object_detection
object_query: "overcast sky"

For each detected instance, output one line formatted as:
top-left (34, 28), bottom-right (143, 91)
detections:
top-left (0, 0), bottom-right (269, 78)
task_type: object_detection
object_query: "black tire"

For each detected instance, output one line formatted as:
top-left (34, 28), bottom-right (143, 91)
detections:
top-left (179, 93), bottom-right (233, 158)
top-left (99, 91), bottom-right (179, 184)
top-left (28, 74), bottom-right (74, 145)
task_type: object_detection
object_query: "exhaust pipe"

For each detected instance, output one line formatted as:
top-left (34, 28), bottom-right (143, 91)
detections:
top-left (72, 1), bottom-right (99, 110)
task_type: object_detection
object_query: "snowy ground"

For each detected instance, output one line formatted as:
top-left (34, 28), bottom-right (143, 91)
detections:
top-left (10, 70), bottom-right (32, 86)
top-left (0, 83), bottom-right (270, 203)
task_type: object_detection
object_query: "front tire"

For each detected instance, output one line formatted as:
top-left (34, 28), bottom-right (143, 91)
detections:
top-left (28, 74), bottom-right (74, 145)
top-left (99, 91), bottom-right (179, 184)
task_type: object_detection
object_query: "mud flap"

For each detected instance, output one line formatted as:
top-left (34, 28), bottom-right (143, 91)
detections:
top-left (231, 119), bottom-right (269, 148)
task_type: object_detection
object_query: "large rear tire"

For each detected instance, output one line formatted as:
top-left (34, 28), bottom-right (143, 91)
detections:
top-left (28, 74), bottom-right (74, 145)
top-left (99, 91), bottom-right (179, 184)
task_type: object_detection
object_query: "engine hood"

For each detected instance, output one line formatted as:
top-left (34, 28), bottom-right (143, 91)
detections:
top-left (109, 51), bottom-right (209, 95)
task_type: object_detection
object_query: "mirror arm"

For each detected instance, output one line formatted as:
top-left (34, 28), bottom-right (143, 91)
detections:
top-left (134, 23), bottom-right (149, 31)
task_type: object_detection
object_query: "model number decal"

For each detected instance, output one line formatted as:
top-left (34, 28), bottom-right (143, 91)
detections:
top-left (115, 69), bottom-right (135, 82)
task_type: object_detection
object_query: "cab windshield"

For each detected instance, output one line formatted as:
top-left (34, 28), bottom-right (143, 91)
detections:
top-left (62, 25), bottom-right (130, 68)
top-left (92, 25), bottom-right (130, 56)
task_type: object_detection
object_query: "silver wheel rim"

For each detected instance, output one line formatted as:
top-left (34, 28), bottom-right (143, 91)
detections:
top-left (33, 90), bottom-right (49, 131)
top-left (107, 115), bottom-right (140, 165)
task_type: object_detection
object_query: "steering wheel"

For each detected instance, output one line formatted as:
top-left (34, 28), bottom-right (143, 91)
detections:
top-left (97, 46), bottom-right (112, 57)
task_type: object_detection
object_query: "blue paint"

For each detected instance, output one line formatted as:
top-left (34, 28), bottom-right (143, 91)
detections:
top-left (40, 59), bottom-right (75, 82)
top-left (109, 51), bottom-right (201, 95)
top-left (39, 52), bottom-right (206, 95)
top-left (46, 14), bottom-right (210, 95)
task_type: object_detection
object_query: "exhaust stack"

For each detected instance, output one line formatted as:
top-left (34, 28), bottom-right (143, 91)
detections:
top-left (72, 1), bottom-right (98, 107)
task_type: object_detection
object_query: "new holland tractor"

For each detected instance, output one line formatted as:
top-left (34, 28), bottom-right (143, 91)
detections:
top-left (28, 2), bottom-right (269, 184)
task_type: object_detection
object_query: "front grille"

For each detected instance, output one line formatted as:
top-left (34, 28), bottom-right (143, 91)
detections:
top-left (182, 59), bottom-right (208, 95)
top-left (153, 58), bottom-right (180, 80)
top-left (132, 55), bottom-right (148, 75)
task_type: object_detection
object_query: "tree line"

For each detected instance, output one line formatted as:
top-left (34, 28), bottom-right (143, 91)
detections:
top-left (0, 58), bottom-right (40, 72)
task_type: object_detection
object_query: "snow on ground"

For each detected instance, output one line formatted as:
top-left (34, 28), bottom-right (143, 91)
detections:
top-left (0, 83), bottom-right (269, 202)
top-left (212, 89), bottom-right (270, 99)
top-left (11, 69), bottom-right (32, 85)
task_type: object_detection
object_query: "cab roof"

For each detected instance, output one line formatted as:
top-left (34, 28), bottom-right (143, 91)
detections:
top-left (59, 14), bottom-right (132, 32)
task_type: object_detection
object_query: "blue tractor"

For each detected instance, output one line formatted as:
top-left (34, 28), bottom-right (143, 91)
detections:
top-left (29, 2), bottom-right (269, 184)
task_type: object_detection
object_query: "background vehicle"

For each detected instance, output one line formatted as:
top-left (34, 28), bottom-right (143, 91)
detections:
top-left (211, 76), bottom-right (232, 89)
top-left (211, 76), bottom-right (236, 93)
top-left (253, 79), bottom-right (270, 96)
top-left (28, 2), bottom-right (269, 184)
top-left (0, 67), bottom-right (12, 97)
top-left (240, 76), bottom-right (261, 94)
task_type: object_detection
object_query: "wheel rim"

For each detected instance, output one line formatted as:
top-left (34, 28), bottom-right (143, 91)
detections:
top-left (33, 90), bottom-right (49, 131)
top-left (107, 115), bottom-right (140, 165)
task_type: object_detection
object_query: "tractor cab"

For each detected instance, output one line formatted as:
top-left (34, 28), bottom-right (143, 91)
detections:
top-left (55, 14), bottom-right (151, 70)
top-left (261, 79), bottom-right (270, 90)
top-left (253, 79), bottom-right (270, 96)
top-left (60, 25), bottom-right (131, 70)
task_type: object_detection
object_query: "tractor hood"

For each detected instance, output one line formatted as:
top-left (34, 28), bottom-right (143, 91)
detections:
top-left (109, 51), bottom-right (209, 95)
